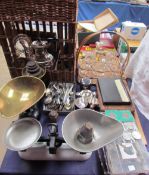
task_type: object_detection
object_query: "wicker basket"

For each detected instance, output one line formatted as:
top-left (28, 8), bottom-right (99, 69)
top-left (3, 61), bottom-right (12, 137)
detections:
top-left (0, 0), bottom-right (77, 22)
top-left (0, 0), bottom-right (77, 82)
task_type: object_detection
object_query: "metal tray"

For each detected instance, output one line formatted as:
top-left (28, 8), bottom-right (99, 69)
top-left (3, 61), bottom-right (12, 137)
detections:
top-left (5, 118), bottom-right (42, 151)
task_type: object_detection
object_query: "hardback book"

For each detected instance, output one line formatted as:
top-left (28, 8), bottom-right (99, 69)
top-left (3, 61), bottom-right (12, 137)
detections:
top-left (98, 77), bottom-right (131, 105)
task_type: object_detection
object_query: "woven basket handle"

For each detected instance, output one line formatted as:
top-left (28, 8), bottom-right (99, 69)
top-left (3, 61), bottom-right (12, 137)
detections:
top-left (76, 31), bottom-right (130, 79)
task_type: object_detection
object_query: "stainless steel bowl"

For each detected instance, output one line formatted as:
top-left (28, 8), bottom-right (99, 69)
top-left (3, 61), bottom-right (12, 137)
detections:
top-left (4, 118), bottom-right (42, 151)
top-left (62, 109), bottom-right (123, 153)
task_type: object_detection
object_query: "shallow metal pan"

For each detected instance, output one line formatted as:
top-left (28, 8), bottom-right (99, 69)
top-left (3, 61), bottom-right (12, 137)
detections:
top-left (62, 109), bottom-right (123, 153)
top-left (5, 118), bottom-right (42, 151)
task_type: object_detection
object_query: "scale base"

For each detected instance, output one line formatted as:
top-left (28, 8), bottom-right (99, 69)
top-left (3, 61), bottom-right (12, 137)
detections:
top-left (18, 142), bottom-right (92, 161)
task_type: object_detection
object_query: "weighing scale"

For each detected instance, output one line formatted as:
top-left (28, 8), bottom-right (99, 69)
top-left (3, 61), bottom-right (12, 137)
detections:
top-left (0, 76), bottom-right (124, 161)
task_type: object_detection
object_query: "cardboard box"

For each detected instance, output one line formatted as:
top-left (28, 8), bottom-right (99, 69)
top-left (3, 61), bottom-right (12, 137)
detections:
top-left (78, 8), bottom-right (119, 32)
top-left (121, 21), bottom-right (147, 40)
top-left (77, 8), bottom-right (119, 46)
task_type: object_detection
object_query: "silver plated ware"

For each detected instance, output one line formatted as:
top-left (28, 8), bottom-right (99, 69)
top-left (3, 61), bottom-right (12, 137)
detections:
top-left (31, 40), bottom-right (54, 68)
top-left (43, 82), bottom-right (74, 111)
top-left (80, 90), bottom-right (93, 103)
top-left (81, 77), bottom-right (91, 89)
top-left (22, 60), bottom-right (46, 79)
top-left (74, 97), bottom-right (88, 109)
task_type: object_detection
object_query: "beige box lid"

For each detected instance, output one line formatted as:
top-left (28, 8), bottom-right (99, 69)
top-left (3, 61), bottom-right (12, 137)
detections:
top-left (94, 8), bottom-right (119, 31)
top-left (78, 8), bottom-right (119, 32)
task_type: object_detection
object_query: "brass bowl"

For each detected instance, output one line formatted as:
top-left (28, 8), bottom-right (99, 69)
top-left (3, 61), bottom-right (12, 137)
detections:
top-left (0, 76), bottom-right (46, 118)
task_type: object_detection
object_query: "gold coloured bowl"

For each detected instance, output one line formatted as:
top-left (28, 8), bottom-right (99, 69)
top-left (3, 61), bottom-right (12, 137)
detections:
top-left (0, 76), bottom-right (46, 118)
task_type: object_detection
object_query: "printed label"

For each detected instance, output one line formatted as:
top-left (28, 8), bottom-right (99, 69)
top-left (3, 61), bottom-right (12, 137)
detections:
top-left (131, 27), bottom-right (140, 35)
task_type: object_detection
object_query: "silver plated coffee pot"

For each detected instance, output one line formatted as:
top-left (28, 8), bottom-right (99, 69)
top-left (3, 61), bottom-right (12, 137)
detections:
top-left (31, 40), bottom-right (54, 68)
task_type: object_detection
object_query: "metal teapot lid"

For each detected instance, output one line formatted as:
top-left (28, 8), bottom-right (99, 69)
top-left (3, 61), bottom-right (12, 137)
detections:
top-left (31, 40), bottom-right (49, 49)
